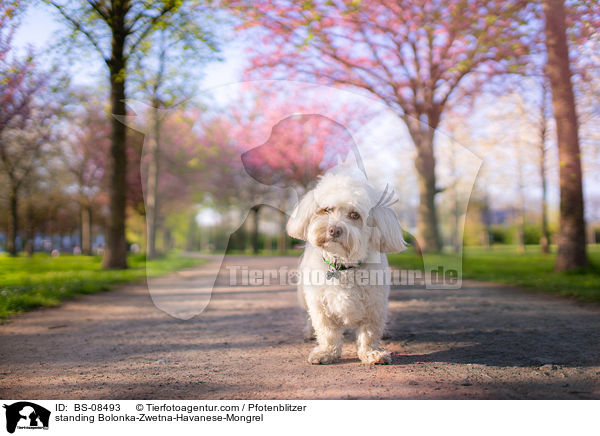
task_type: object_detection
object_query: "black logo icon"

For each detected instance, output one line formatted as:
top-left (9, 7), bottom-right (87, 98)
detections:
top-left (3, 402), bottom-right (50, 434)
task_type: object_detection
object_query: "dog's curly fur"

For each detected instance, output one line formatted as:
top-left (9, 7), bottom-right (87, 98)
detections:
top-left (287, 171), bottom-right (407, 364)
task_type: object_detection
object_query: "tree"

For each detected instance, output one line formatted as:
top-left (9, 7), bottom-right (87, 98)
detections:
top-left (20, 165), bottom-right (78, 255)
top-left (228, 88), bottom-right (372, 253)
top-left (131, 24), bottom-right (218, 258)
top-left (202, 112), bottom-right (274, 254)
top-left (240, 113), bottom-right (361, 253)
top-left (45, 0), bottom-right (218, 268)
top-left (537, 80), bottom-right (551, 254)
top-left (0, 103), bottom-right (60, 255)
top-left (514, 131), bottom-right (527, 254)
top-left (63, 95), bottom-right (110, 255)
top-left (138, 35), bottom-right (172, 259)
top-left (543, 0), bottom-right (588, 271)
top-left (126, 105), bottom-right (218, 252)
top-left (229, 0), bottom-right (535, 252)
top-left (0, 1), bottom-right (62, 255)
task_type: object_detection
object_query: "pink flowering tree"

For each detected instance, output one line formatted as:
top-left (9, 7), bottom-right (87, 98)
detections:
top-left (228, 0), bottom-right (537, 252)
top-left (63, 96), bottom-right (110, 255)
top-left (0, 1), bottom-right (62, 255)
top-left (196, 88), bottom-right (373, 252)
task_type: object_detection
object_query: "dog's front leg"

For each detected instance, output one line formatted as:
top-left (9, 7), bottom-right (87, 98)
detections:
top-left (307, 309), bottom-right (343, 364)
top-left (303, 315), bottom-right (315, 341)
top-left (356, 322), bottom-right (391, 364)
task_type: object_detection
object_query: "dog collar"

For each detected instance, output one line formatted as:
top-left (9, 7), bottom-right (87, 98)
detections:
top-left (323, 256), bottom-right (362, 279)
top-left (322, 256), bottom-right (362, 271)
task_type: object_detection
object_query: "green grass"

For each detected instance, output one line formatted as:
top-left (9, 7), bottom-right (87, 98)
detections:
top-left (387, 244), bottom-right (600, 302)
top-left (0, 252), bottom-right (204, 319)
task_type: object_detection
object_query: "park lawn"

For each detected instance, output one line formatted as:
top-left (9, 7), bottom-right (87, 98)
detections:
top-left (0, 253), bottom-right (204, 319)
top-left (387, 244), bottom-right (600, 302)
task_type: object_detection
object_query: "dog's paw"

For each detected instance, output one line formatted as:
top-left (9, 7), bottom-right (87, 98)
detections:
top-left (303, 326), bottom-right (316, 342)
top-left (358, 349), bottom-right (391, 365)
top-left (308, 348), bottom-right (340, 364)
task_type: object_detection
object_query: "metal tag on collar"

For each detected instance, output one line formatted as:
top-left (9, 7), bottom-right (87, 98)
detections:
top-left (326, 269), bottom-right (340, 280)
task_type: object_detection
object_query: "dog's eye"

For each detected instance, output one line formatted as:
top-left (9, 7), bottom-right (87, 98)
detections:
top-left (349, 211), bottom-right (360, 220)
top-left (319, 207), bottom-right (333, 214)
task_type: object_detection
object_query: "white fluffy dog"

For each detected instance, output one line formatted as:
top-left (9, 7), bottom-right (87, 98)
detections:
top-left (287, 171), bottom-right (407, 364)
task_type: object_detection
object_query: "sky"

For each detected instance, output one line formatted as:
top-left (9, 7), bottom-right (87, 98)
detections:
top-left (13, 7), bottom-right (58, 49)
top-left (13, 5), bottom-right (245, 90)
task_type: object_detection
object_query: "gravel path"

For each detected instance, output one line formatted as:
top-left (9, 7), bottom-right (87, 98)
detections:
top-left (1, 255), bottom-right (599, 399)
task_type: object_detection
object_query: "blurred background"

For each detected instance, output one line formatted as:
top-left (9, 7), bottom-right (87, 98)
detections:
top-left (0, 0), bottom-right (599, 317)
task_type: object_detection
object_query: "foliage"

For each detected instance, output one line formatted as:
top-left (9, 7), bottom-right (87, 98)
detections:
top-left (231, 0), bottom-right (536, 253)
top-left (44, 0), bottom-right (219, 72)
top-left (0, 0), bottom-right (69, 255)
top-left (43, 0), bottom-right (222, 268)
top-left (62, 92), bottom-right (110, 205)
top-left (0, 1), bottom-right (64, 175)
top-left (484, 223), bottom-right (555, 246)
top-left (229, 0), bottom-right (537, 111)
top-left (226, 0), bottom-right (600, 254)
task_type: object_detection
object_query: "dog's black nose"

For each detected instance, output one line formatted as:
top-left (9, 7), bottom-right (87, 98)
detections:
top-left (328, 225), bottom-right (343, 239)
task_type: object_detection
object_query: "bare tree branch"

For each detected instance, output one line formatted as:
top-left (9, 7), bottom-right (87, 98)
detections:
top-left (46, 0), bottom-right (109, 62)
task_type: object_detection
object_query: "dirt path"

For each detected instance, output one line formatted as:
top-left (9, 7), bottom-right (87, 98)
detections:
top-left (1, 255), bottom-right (599, 399)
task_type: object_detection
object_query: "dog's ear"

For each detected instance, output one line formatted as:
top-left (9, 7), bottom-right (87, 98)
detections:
top-left (368, 205), bottom-right (407, 253)
top-left (286, 190), bottom-right (317, 241)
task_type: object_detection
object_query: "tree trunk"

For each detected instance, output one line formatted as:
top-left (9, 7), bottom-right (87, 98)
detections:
top-left (250, 205), bottom-right (260, 254)
top-left (278, 209), bottom-right (287, 253)
top-left (481, 191), bottom-right (492, 249)
top-left (163, 228), bottom-right (172, 251)
top-left (516, 147), bottom-right (526, 254)
top-left (102, 39), bottom-right (128, 269)
top-left (7, 183), bottom-right (18, 256)
top-left (539, 128), bottom-right (550, 254)
top-left (543, 0), bottom-right (588, 271)
top-left (406, 117), bottom-right (442, 253)
top-left (587, 225), bottom-right (596, 245)
top-left (199, 225), bottom-right (208, 252)
top-left (25, 199), bottom-right (34, 256)
top-left (146, 104), bottom-right (161, 259)
top-left (451, 150), bottom-right (460, 253)
top-left (186, 211), bottom-right (196, 252)
top-left (516, 207), bottom-right (526, 254)
top-left (81, 203), bottom-right (92, 255)
top-left (539, 80), bottom-right (551, 254)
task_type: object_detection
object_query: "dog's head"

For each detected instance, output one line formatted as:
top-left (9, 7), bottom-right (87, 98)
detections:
top-left (287, 172), bottom-right (407, 262)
